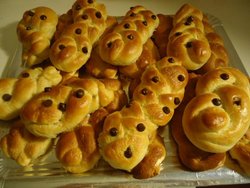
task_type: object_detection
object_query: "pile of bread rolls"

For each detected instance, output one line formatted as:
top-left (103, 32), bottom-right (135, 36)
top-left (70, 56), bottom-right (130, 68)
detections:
top-left (0, 0), bottom-right (249, 179)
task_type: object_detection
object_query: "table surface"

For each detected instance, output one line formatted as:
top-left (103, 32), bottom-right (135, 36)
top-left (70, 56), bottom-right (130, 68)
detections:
top-left (0, 0), bottom-right (249, 77)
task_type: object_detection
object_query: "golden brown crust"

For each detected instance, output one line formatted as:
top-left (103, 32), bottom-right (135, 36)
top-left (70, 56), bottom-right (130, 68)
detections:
top-left (0, 120), bottom-right (53, 166)
top-left (99, 6), bottom-right (159, 66)
top-left (183, 67), bottom-right (250, 153)
top-left (0, 66), bottom-right (62, 120)
top-left (17, 6), bottom-right (58, 67)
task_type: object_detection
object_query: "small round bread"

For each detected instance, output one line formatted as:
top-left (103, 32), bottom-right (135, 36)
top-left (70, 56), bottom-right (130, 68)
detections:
top-left (182, 67), bottom-right (250, 153)
top-left (0, 120), bottom-right (53, 166)
top-left (0, 66), bottom-right (62, 120)
top-left (17, 6), bottom-right (58, 67)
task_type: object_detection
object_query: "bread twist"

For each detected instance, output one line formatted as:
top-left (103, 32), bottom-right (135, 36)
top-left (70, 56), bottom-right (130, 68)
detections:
top-left (0, 120), bottom-right (53, 166)
top-left (98, 6), bottom-right (159, 66)
top-left (50, 0), bottom-right (107, 72)
top-left (167, 4), bottom-right (211, 70)
top-left (20, 77), bottom-right (124, 138)
top-left (17, 6), bottom-right (58, 67)
top-left (170, 73), bottom-right (226, 171)
top-left (183, 67), bottom-right (250, 153)
top-left (0, 66), bottom-right (62, 120)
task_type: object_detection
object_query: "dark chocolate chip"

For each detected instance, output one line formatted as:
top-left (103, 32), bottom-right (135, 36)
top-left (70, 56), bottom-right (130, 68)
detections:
top-left (220, 73), bottom-right (229, 80)
top-left (75, 89), bottom-right (84, 98)
top-left (151, 15), bottom-right (157, 20)
top-left (184, 16), bottom-right (194, 25)
top-left (59, 44), bottom-right (66, 50)
top-left (95, 11), bottom-right (102, 19)
top-left (142, 21), bottom-right (147, 26)
top-left (163, 106), bottom-right (170, 114)
top-left (42, 99), bottom-right (53, 107)
top-left (124, 23), bottom-right (130, 29)
top-left (44, 87), bottom-right (52, 92)
top-left (26, 26), bottom-right (32, 30)
top-left (40, 15), bottom-right (47, 20)
top-left (124, 147), bottom-right (132, 158)
top-left (75, 28), bottom-right (82, 34)
top-left (21, 72), bottom-right (30, 78)
top-left (212, 98), bottom-right (222, 106)
top-left (151, 76), bottom-right (159, 83)
top-left (109, 127), bottom-right (118, 136)
top-left (28, 11), bottom-right (35, 17)
top-left (174, 97), bottom-right (180, 105)
top-left (82, 47), bottom-right (88, 54)
top-left (130, 12), bottom-right (136, 17)
top-left (175, 32), bottom-right (182, 36)
top-left (107, 42), bottom-right (112, 48)
top-left (186, 42), bottom-right (192, 48)
top-left (2, 94), bottom-right (12, 101)
top-left (58, 103), bottom-right (66, 112)
top-left (178, 75), bottom-right (185, 82)
top-left (81, 14), bottom-right (88, 20)
top-left (127, 34), bottom-right (134, 40)
top-left (168, 57), bottom-right (175, 63)
top-left (88, 0), bottom-right (93, 3)
top-left (233, 97), bottom-right (241, 106)
top-left (75, 4), bottom-right (81, 10)
top-left (141, 88), bottom-right (149, 95)
top-left (136, 123), bottom-right (145, 132)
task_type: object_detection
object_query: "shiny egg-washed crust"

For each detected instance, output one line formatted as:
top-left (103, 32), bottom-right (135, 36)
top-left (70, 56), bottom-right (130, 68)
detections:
top-left (183, 67), bottom-right (250, 153)
top-left (20, 77), bottom-right (123, 138)
top-left (0, 66), bottom-right (62, 120)
top-left (197, 15), bottom-right (229, 74)
top-left (50, 0), bottom-right (107, 72)
top-left (170, 73), bottom-right (226, 171)
top-left (0, 120), bottom-right (53, 166)
top-left (229, 128), bottom-right (250, 175)
top-left (17, 6), bottom-right (58, 67)
top-left (167, 3), bottom-right (211, 70)
top-left (99, 6), bottom-right (159, 66)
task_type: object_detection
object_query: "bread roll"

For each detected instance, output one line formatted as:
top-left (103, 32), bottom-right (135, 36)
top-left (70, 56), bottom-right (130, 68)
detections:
top-left (0, 120), bottom-right (53, 166)
top-left (0, 66), bottom-right (62, 120)
top-left (183, 67), bottom-right (250, 153)
top-left (99, 6), bottom-right (159, 66)
top-left (17, 6), bottom-right (58, 67)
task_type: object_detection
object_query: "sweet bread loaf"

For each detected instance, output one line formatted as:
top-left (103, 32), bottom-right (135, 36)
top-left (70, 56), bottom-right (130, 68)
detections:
top-left (20, 77), bottom-right (124, 138)
top-left (0, 120), bottom-right (53, 166)
top-left (170, 73), bottom-right (226, 171)
top-left (182, 67), bottom-right (250, 153)
top-left (229, 128), bottom-right (250, 175)
top-left (17, 6), bottom-right (58, 67)
top-left (0, 66), bottom-right (62, 120)
top-left (167, 4), bottom-right (211, 70)
top-left (99, 6), bottom-right (159, 66)
top-left (50, 0), bottom-right (108, 72)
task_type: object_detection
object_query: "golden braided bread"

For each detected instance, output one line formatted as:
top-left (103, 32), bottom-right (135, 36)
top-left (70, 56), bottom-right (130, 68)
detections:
top-left (167, 3), bottom-right (211, 70)
top-left (0, 66), bottom-right (62, 120)
top-left (50, 0), bottom-right (107, 72)
top-left (20, 77), bottom-right (123, 138)
top-left (0, 120), bottom-right (53, 166)
top-left (17, 7), bottom-right (58, 67)
top-left (99, 6), bottom-right (159, 66)
top-left (183, 67), bottom-right (250, 153)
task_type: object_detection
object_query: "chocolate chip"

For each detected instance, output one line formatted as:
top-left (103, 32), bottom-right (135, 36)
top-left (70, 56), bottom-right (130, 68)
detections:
top-left (126, 103), bottom-right (131, 108)
top-left (175, 32), bottom-right (182, 36)
top-left (28, 11), bottom-right (35, 17)
top-left (26, 26), bottom-right (32, 30)
top-left (151, 76), bottom-right (159, 83)
top-left (75, 89), bottom-right (84, 98)
top-left (212, 98), bottom-right (222, 106)
top-left (142, 21), bottom-right (147, 26)
top-left (233, 97), bottom-right (241, 106)
top-left (124, 147), bottom-right (132, 158)
top-left (75, 28), bottom-right (82, 34)
top-left (82, 47), bottom-right (88, 54)
top-left (168, 57), bottom-right (175, 63)
top-left (21, 72), bottom-right (30, 78)
top-left (59, 44), bottom-right (66, 50)
top-left (136, 123), bottom-right (145, 132)
top-left (124, 23), bottom-right (130, 29)
top-left (184, 16), bottom-right (194, 25)
top-left (220, 73), bottom-right (229, 80)
top-left (130, 12), bottom-right (136, 17)
top-left (178, 75), bottom-right (185, 82)
top-left (2, 94), bottom-right (12, 101)
top-left (151, 15), bottom-right (157, 20)
top-left (186, 42), bottom-right (192, 48)
top-left (163, 106), bottom-right (170, 114)
top-left (174, 97), bottom-right (180, 105)
top-left (44, 87), bottom-right (52, 92)
top-left (58, 103), bottom-right (66, 112)
top-left (107, 42), bottom-right (112, 48)
top-left (95, 11), bottom-right (102, 19)
top-left (40, 15), bottom-right (47, 20)
top-left (81, 14), bottom-right (88, 20)
top-left (88, 0), bottom-right (93, 3)
top-left (75, 4), bottom-right (81, 10)
top-left (109, 127), bottom-right (118, 136)
top-left (141, 88), bottom-right (149, 95)
top-left (42, 99), bottom-right (53, 107)
top-left (127, 34), bottom-right (134, 40)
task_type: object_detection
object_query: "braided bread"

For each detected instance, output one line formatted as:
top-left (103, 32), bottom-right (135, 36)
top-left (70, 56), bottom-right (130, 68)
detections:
top-left (0, 66), bottom-right (62, 120)
top-left (167, 4), bottom-right (211, 70)
top-left (183, 67), bottom-right (250, 153)
top-left (17, 6), bottom-right (58, 67)
top-left (0, 120), bottom-right (53, 166)
top-left (229, 128), bottom-right (250, 175)
top-left (50, 0), bottom-right (107, 72)
top-left (170, 73), bottom-right (226, 171)
top-left (99, 6), bottom-right (159, 66)
top-left (20, 77), bottom-right (123, 138)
